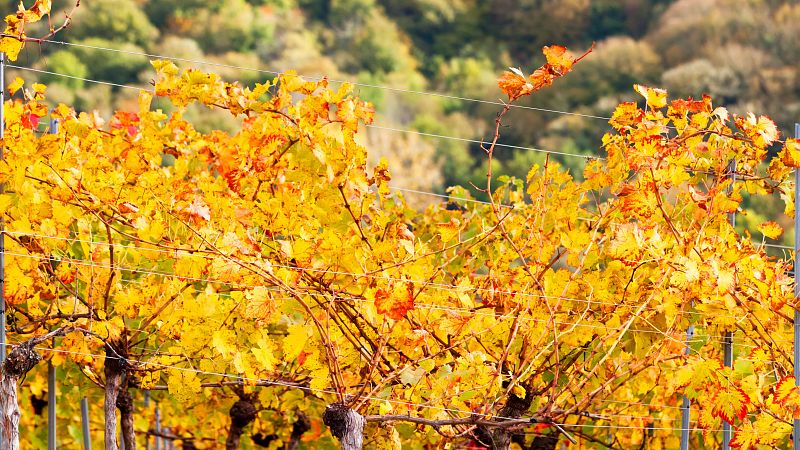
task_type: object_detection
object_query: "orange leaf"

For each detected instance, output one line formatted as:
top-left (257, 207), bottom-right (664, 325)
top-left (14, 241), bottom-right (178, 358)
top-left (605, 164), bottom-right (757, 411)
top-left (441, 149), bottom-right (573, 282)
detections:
top-left (498, 69), bottom-right (532, 101)
top-left (374, 283), bottom-right (415, 321)
top-left (780, 139), bottom-right (800, 168)
top-left (542, 45), bottom-right (574, 73)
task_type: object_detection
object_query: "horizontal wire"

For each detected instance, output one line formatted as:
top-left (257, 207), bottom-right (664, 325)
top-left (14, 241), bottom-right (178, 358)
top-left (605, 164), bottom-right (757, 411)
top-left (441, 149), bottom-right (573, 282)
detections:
top-left (3, 230), bottom-right (767, 322)
top-left (7, 64), bottom-right (603, 160)
top-left (8, 228), bottom-right (795, 337)
top-left (4, 328), bottom-right (785, 424)
top-left (60, 273), bottom-right (770, 350)
top-left (37, 38), bottom-right (612, 122)
top-left (7, 65), bottom-right (153, 92)
top-left (762, 242), bottom-right (793, 250)
top-left (0, 341), bottom-right (702, 422)
top-left (386, 185), bottom-right (510, 209)
top-left (368, 124), bottom-right (598, 159)
top-left (5, 246), bottom-right (795, 345)
top-left (5, 342), bottom-right (555, 423)
top-left (7, 342), bottom-right (793, 435)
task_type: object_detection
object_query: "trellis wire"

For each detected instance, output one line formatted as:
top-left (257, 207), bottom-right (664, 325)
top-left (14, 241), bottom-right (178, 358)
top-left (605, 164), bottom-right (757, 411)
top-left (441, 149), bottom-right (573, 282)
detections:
top-left (5, 230), bottom-right (795, 344)
top-left (0, 341), bottom-right (792, 437)
top-left (7, 65), bottom-right (600, 161)
top-left (1, 243), bottom-right (769, 324)
top-left (37, 38), bottom-right (613, 122)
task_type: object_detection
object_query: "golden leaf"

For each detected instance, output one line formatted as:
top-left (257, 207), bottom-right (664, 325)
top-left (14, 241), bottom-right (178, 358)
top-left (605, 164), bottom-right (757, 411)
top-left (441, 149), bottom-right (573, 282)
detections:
top-left (634, 84), bottom-right (667, 109)
top-left (757, 221), bottom-right (783, 239)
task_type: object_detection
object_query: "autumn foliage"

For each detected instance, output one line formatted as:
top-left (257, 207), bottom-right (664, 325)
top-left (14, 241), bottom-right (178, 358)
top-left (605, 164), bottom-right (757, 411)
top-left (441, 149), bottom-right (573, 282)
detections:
top-left (2, 6), bottom-right (800, 450)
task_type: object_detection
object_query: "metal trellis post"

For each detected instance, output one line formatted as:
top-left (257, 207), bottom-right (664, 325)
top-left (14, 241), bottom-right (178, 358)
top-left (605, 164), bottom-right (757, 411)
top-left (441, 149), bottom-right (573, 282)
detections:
top-left (722, 333), bottom-right (733, 449)
top-left (144, 392), bottom-right (150, 450)
top-left (722, 160), bottom-right (736, 450)
top-left (154, 407), bottom-right (161, 450)
top-left (680, 323), bottom-right (695, 450)
top-left (47, 118), bottom-right (59, 450)
top-left (794, 122), bottom-right (800, 450)
top-left (81, 397), bottom-right (91, 450)
top-left (0, 51), bottom-right (6, 367)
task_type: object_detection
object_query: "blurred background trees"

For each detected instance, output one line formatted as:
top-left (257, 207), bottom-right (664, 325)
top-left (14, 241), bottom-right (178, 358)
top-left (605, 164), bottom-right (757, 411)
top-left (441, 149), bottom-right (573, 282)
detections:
top-left (7, 0), bottom-right (800, 232)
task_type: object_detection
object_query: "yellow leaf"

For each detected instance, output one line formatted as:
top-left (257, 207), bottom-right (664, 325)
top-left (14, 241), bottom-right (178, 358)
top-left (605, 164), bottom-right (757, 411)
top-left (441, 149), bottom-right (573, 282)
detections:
top-left (7, 76), bottom-right (23, 95)
top-left (780, 139), bottom-right (800, 168)
top-left (252, 339), bottom-right (276, 370)
top-left (0, 37), bottom-right (23, 61)
top-left (757, 221), bottom-right (783, 239)
top-left (634, 84), bottom-right (667, 109)
top-left (212, 329), bottom-right (236, 359)
top-left (729, 420), bottom-right (759, 450)
top-left (283, 323), bottom-right (309, 361)
top-left (713, 385), bottom-right (750, 423)
top-left (167, 370), bottom-right (202, 404)
top-left (174, 255), bottom-right (208, 279)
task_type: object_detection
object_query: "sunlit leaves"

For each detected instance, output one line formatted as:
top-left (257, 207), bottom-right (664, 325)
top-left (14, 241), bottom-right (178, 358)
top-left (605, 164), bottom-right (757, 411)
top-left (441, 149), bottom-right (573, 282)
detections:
top-left (498, 44), bottom-right (592, 100)
top-left (0, 0), bottom-right (52, 60)
top-left (5, 44), bottom-right (799, 449)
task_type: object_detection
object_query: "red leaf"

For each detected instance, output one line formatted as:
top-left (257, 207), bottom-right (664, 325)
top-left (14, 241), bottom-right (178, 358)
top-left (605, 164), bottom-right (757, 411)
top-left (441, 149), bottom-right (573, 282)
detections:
top-left (22, 113), bottom-right (40, 130)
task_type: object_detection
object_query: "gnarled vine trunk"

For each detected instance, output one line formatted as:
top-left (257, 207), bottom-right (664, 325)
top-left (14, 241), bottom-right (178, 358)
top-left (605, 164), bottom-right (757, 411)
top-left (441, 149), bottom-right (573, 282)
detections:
top-left (480, 391), bottom-right (533, 450)
top-left (0, 342), bottom-right (42, 450)
top-left (104, 340), bottom-right (127, 450)
top-left (117, 389), bottom-right (136, 450)
top-left (323, 403), bottom-right (365, 450)
top-left (288, 412), bottom-right (311, 450)
top-left (226, 398), bottom-right (257, 450)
